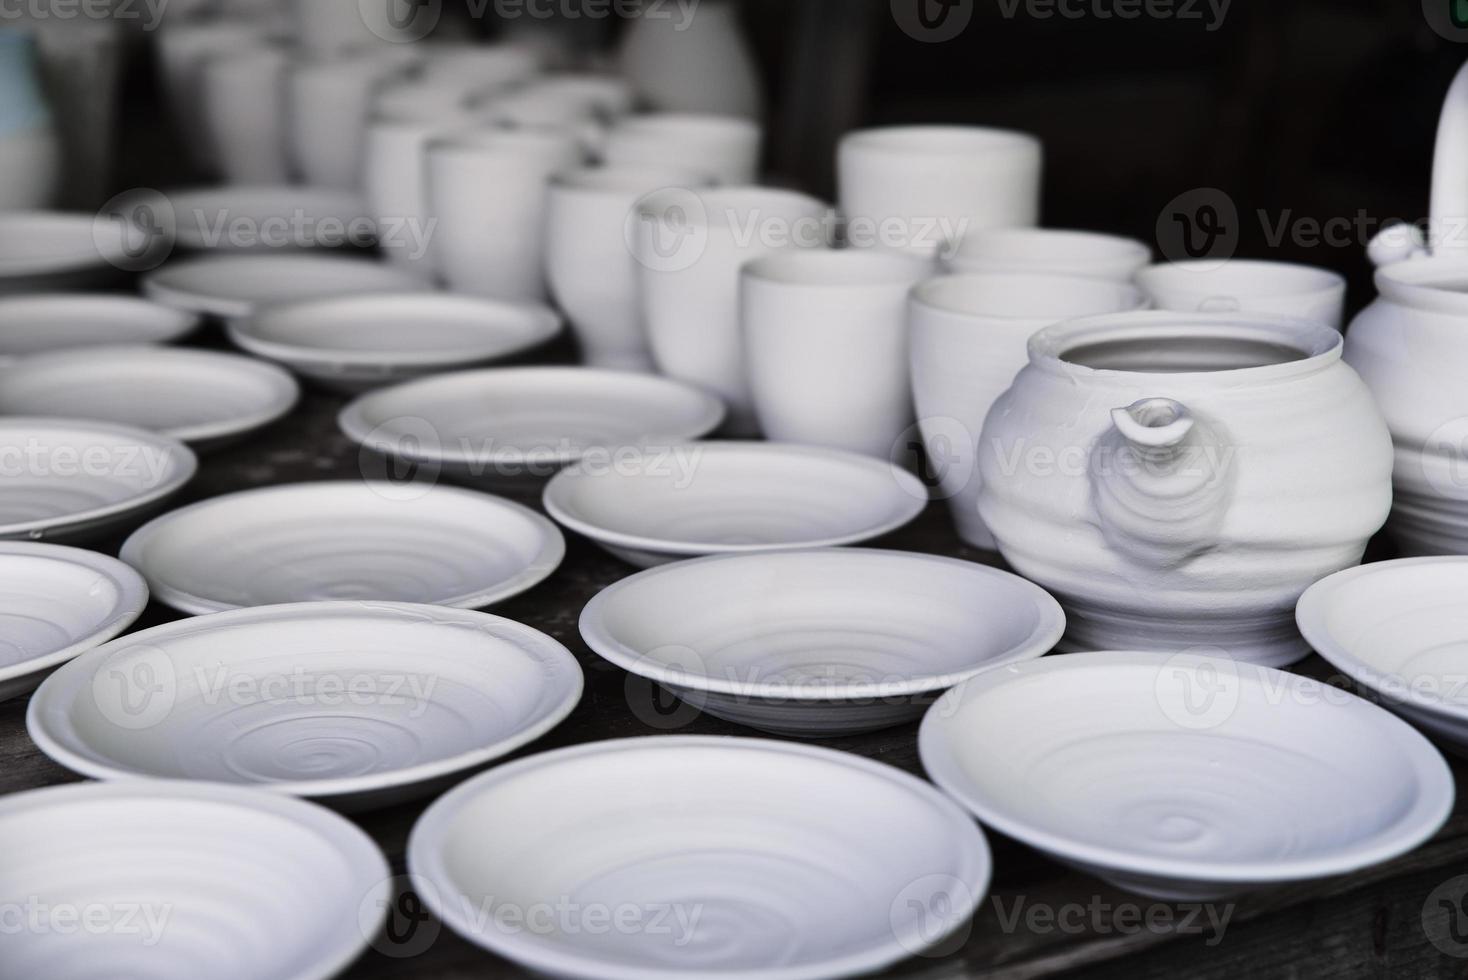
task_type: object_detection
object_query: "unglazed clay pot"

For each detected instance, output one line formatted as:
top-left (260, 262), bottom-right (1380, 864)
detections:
top-left (978, 311), bottom-right (1393, 666)
top-left (1137, 259), bottom-right (1347, 330)
top-left (1345, 256), bottom-right (1468, 555)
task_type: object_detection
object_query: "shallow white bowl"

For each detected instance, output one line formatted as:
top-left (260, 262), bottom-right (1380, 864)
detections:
top-left (919, 650), bottom-right (1455, 900)
top-left (341, 367), bottom-right (727, 486)
top-left (142, 254), bottom-right (428, 321)
top-left (0, 418), bottom-right (198, 543)
top-left (0, 780), bottom-right (389, 980)
top-left (0, 542), bottom-right (148, 702)
top-left (229, 292), bottom-right (562, 392)
top-left (544, 442), bottom-right (927, 567)
top-left (0, 346), bottom-right (299, 450)
top-left (165, 185), bottom-right (374, 251)
top-left (122, 481), bottom-right (564, 615)
top-left (28, 601), bottom-right (584, 811)
top-left (0, 211), bottom-right (130, 293)
top-left (0, 294), bottom-right (199, 363)
top-left (580, 549), bottom-right (1066, 735)
top-left (1298, 557), bottom-right (1468, 757)
top-left (409, 736), bottom-right (992, 980)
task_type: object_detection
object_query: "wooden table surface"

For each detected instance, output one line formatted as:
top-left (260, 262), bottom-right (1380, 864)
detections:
top-left (3, 370), bottom-right (1466, 980)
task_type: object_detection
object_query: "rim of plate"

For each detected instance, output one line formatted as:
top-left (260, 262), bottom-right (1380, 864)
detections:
top-left (408, 734), bottom-right (993, 980)
top-left (0, 212), bottom-right (130, 277)
top-left (917, 650), bottom-right (1456, 886)
top-left (119, 481), bottom-right (566, 615)
top-left (0, 542), bottom-right (149, 685)
top-left (141, 254), bottom-right (426, 319)
top-left (580, 548), bottom-right (1066, 700)
top-left (26, 601), bottom-right (585, 801)
top-left (542, 442), bottom-right (928, 557)
top-left (338, 367), bottom-right (727, 467)
top-left (0, 293), bottom-right (201, 350)
top-left (0, 346), bottom-right (300, 444)
top-left (0, 418), bottom-right (198, 539)
top-left (0, 779), bottom-right (391, 980)
top-left (228, 293), bottom-right (562, 369)
top-left (1298, 556), bottom-right (1468, 724)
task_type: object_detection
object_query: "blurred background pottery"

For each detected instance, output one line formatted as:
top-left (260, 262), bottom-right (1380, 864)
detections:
top-left (742, 247), bottom-right (933, 458)
top-left (0, 31), bottom-right (59, 210)
top-left (200, 44), bottom-right (292, 185)
top-left (908, 272), bottom-right (1147, 550)
top-left (978, 311), bottom-right (1393, 666)
top-left (616, 0), bottom-right (761, 118)
top-left (945, 227), bottom-right (1150, 281)
top-left (545, 164), bottom-right (711, 372)
top-left (602, 113), bottom-right (761, 185)
top-left (288, 52), bottom-right (415, 189)
top-left (1137, 259), bottom-right (1347, 330)
top-left (154, 19), bottom-right (271, 176)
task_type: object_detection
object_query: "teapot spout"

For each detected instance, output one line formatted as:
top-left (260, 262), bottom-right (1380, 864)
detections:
top-left (1110, 398), bottom-right (1194, 452)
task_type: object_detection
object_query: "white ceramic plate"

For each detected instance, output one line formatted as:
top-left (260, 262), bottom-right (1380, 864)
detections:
top-left (121, 481), bottom-right (565, 615)
top-left (580, 549), bottom-right (1066, 735)
top-left (919, 650), bottom-right (1455, 899)
top-left (0, 212), bottom-right (130, 293)
top-left (340, 367), bottom-right (726, 485)
top-left (543, 442), bottom-right (927, 567)
top-left (142, 254), bottom-right (428, 320)
top-left (0, 294), bottom-right (199, 363)
top-left (165, 185), bottom-right (374, 251)
top-left (0, 542), bottom-right (148, 702)
top-left (1298, 557), bottom-right (1468, 757)
top-left (0, 418), bottom-right (198, 543)
top-left (409, 736), bottom-right (992, 980)
top-left (0, 780), bottom-right (389, 980)
top-left (29, 601), bottom-right (584, 810)
top-left (0, 346), bottom-right (299, 449)
top-left (229, 292), bottom-right (562, 392)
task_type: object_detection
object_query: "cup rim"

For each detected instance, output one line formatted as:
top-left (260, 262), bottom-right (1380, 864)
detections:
top-left (1137, 259), bottom-right (1345, 300)
top-left (1373, 255), bottom-right (1468, 315)
top-left (742, 247), bottom-right (933, 288)
top-left (910, 271), bottom-right (1147, 321)
top-left (841, 124), bottom-right (1040, 157)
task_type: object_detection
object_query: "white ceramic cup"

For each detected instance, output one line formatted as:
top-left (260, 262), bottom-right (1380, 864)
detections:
top-left (602, 112), bottom-right (762, 185)
top-left (945, 227), bottom-right (1151, 281)
top-left (288, 53), bottom-right (415, 189)
top-left (420, 42), bottom-right (541, 92)
top-left (909, 272), bottom-right (1148, 549)
top-left (838, 125), bottom-right (1043, 257)
top-left (362, 118), bottom-right (452, 275)
top-left (426, 127), bottom-right (586, 300)
top-left (545, 164), bottom-right (711, 372)
top-left (154, 19), bottom-right (270, 175)
top-left (293, 0), bottom-right (420, 53)
top-left (200, 44), bottom-right (293, 185)
top-left (742, 248), bottom-right (935, 458)
top-left (634, 185), bottom-right (832, 434)
top-left (1136, 259), bottom-right (1347, 330)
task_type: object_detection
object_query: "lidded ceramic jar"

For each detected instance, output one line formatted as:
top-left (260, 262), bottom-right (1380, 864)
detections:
top-left (978, 310), bottom-right (1393, 666)
top-left (1345, 257), bottom-right (1468, 555)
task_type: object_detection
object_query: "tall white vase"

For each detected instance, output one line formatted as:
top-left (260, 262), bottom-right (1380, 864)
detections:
top-left (0, 31), bottom-right (59, 210)
top-left (617, 0), bottom-right (761, 118)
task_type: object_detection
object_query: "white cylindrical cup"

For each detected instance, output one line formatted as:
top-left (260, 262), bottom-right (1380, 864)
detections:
top-left (634, 185), bottom-right (831, 434)
top-left (420, 42), bottom-right (541, 92)
top-left (946, 227), bottom-right (1150, 281)
top-left (1136, 259), bottom-right (1347, 330)
top-left (288, 53), bottom-right (416, 189)
top-left (909, 273), bottom-right (1147, 549)
top-left (545, 164), bottom-right (711, 372)
top-left (362, 118), bottom-right (455, 275)
top-left (603, 113), bottom-right (761, 185)
top-left (155, 19), bottom-right (270, 175)
top-left (741, 248), bottom-right (935, 458)
top-left (425, 127), bottom-right (586, 300)
top-left (200, 44), bottom-right (293, 185)
top-left (838, 125), bottom-right (1043, 257)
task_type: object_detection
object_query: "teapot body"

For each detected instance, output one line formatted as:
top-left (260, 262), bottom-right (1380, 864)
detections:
top-left (978, 311), bottom-right (1392, 666)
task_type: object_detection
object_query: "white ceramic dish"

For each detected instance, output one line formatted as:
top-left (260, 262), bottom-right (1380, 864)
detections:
top-left (0, 780), bottom-right (389, 980)
top-left (409, 736), bottom-right (992, 980)
top-left (580, 549), bottom-right (1065, 735)
top-left (28, 601), bottom-right (584, 811)
top-left (0, 418), bottom-right (197, 543)
top-left (944, 227), bottom-right (1150, 281)
top-left (0, 294), bottom-right (199, 363)
top-left (544, 442), bottom-right (927, 567)
top-left (0, 542), bottom-right (147, 702)
top-left (919, 651), bottom-right (1454, 900)
top-left (142, 254), bottom-right (428, 321)
top-left (0, 346), bottom-right (299, 450)
top-left (1298, 557), bottom-right (1468, 756)
top-left (0, 211), bottom-right (130, 293)
top-left (122, 481), bottom-right (564, 615)
top-left (165, 185), bottom-right (374, 252)
top-left (229, 292), bottom-right (562, 392)
top-left (1136, 259), bottom-right (1347, 330)
top-left (341, 367), bottom-right (727, 486)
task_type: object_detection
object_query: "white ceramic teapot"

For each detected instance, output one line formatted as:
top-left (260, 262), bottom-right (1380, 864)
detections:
top-left (978, 311), bottom-right (1392, 666)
